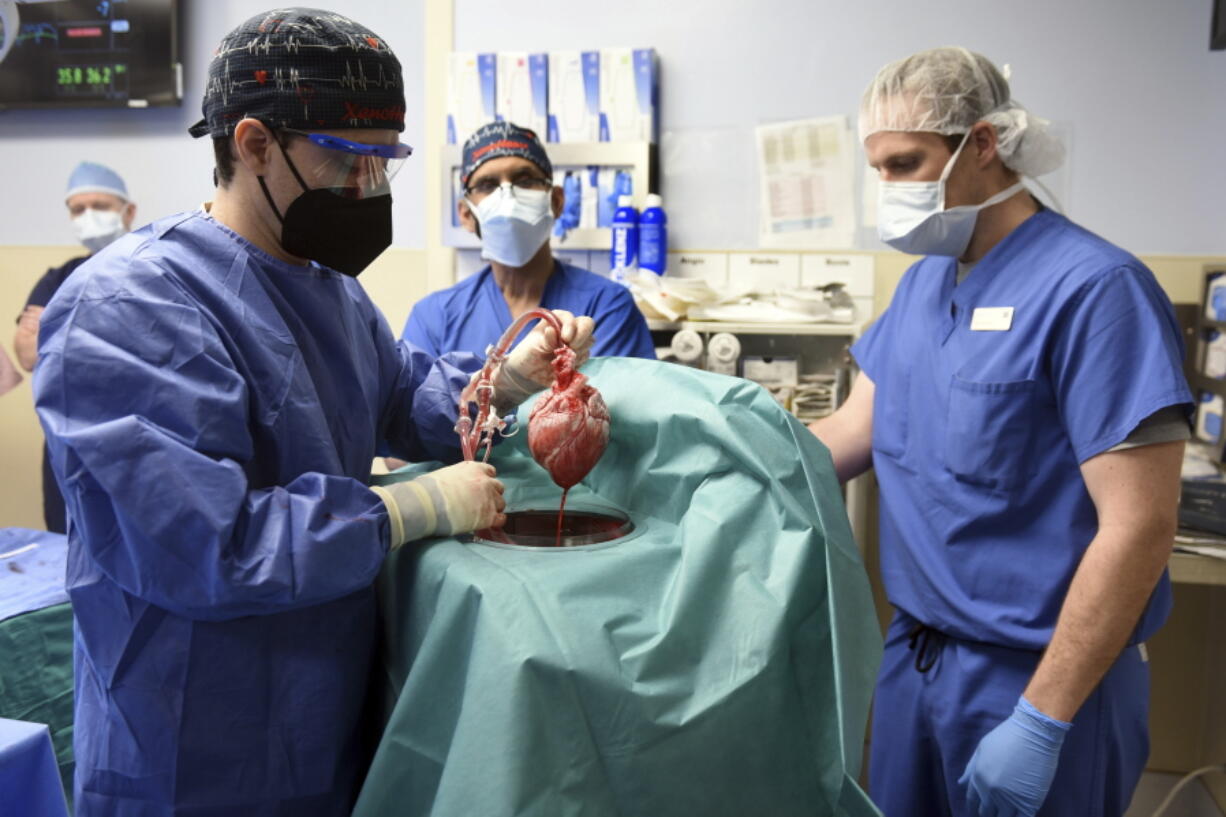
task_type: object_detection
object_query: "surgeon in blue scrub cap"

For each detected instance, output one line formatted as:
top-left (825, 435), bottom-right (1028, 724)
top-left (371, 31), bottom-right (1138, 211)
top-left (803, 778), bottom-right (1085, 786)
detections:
top-left (811, 47), bottom-right (1192, 817)
top-left (33, 9), bottom-right (592, 817)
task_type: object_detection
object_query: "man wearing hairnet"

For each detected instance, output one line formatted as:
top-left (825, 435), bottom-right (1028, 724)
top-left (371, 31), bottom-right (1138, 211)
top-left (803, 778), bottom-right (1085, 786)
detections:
top-left (33, 8), bottom-right (592, 816)
top-left (14, 161), bottom-right (135, 533)
top-left (811, 47), bottom-right (1190, 817)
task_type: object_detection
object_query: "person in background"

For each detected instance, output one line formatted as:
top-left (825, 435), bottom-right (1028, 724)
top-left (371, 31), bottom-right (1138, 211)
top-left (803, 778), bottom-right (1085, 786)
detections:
top-left (810, 47), bottom-right (1191, 817)
top-left (14, 161), bottom-right (135, 533)
top-left (403, 121), bottom-right (655, 362)
top-left (33, 9), bottom-right (592, 816)
top-left (0, 344), bottom-right (20, 397)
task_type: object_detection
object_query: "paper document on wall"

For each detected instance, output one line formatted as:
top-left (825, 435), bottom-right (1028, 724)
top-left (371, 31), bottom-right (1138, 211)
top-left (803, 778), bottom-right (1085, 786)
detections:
top-left (757, 116), bottom-right (855, 249)
top-left (861, 165), bottom-right (880, 228)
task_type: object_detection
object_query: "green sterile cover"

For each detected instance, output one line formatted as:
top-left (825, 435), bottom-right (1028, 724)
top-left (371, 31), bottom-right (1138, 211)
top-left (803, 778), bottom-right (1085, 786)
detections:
top-left (0, 602), bottom-right (75, 807)
top-left (355, 358), bottom-right (882, 817)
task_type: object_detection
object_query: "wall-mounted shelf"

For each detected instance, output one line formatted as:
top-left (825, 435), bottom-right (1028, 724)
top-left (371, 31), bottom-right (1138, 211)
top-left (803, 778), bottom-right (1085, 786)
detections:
top-left (440, 141), bottom-right (657, 251)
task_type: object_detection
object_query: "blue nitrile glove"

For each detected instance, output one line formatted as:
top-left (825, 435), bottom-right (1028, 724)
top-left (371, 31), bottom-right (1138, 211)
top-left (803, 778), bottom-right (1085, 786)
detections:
top-left (612, 169), bottom-right (633, 204)
top-left (958, 696), bottom-right (1072, 817)
top-left (553, 172), bottom-right (581, 239)
top-left (600, 169), bottom-right (633, 226)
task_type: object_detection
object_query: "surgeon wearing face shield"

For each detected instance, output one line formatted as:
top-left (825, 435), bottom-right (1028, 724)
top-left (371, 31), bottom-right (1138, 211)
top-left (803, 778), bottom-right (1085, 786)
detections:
top-left (13, 161), bottom-right (135, 534)
top-left (810, 47), bottom-right (1191, 817)
top-left (401, 121), bottom-right (655, 363)
top-left (31, 9), bottom-right (594, 817)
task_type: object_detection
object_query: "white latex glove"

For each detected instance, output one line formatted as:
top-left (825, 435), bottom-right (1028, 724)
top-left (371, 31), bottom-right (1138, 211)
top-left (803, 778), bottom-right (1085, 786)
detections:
top-left (370, 462), bottom-right (506, 548)
top-left (493, 309), bottom-right (596, 411)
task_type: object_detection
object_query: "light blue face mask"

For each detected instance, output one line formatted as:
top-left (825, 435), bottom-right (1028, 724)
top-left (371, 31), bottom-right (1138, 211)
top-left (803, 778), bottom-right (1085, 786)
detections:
top-left (468, 186), bottom-right (554, 268)
top-left (877, 132), bottom-right (1025, 258)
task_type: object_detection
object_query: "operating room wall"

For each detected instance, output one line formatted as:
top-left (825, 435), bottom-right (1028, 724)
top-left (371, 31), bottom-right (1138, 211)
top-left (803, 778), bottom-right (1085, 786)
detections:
top-left (0, 0), bottom-right (429, 249)
top-left (455, 0), bottom-right (1226, 256)
top-left (0, 0), bottom-right (434, 529)
top-left (3, 0), bottom-right (1225, 509)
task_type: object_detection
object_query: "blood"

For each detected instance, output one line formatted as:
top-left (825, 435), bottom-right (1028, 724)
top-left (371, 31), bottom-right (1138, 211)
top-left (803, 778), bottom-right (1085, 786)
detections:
top-left (456, 309), bottom-right (611, 542)
top-left (476, 509), bottom-right (628, 547)
top-left (527, 345), bottom-right (611, 535)
top-left (555, 488), bottom-right (569, 548)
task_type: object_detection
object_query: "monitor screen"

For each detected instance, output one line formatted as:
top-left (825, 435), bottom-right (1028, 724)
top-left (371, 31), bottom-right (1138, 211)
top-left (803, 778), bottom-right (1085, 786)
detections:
top-left (0, 0), bottom-right (180, 109)
top-left (1214, 0), bottom-right (1226, 50)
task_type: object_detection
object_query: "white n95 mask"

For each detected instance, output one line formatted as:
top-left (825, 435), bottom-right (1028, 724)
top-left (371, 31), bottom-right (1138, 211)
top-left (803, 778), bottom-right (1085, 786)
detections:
top-left (468, 186), bottom-right (554, 268)
top-left (877, 132), bottom-right (1025, 258)
top-left (73, 208), bottom-right (126, 253)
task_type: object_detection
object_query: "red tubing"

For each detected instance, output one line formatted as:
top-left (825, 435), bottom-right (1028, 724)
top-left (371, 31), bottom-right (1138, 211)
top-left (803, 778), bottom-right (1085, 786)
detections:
top-left (456, 308), bottom-right (565, 462)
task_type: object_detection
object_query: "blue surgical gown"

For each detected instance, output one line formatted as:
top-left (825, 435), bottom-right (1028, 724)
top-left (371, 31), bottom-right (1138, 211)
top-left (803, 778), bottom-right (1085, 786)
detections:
top-left (402, 259), bottom-right (657, 360)
top-left (852, 209), bottom-right (1192, 650)
top-left (33, 211), bottom-right (478, 816)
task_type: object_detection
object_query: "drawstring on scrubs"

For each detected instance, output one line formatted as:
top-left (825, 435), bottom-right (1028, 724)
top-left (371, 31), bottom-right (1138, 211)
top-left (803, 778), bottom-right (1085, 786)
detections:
top-left (907, 622), bottom-right (946, 673)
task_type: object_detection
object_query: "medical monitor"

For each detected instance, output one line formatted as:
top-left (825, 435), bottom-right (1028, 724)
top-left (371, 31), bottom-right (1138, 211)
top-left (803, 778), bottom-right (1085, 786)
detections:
top-left (0, 0), bottom-right (181, 110)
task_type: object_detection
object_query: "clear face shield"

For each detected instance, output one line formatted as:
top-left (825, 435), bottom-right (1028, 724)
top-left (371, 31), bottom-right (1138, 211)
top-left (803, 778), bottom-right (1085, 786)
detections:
top-left (279, 127), bottom-right (413, 199)
top-left (254, 124), bottom-right (414, 275)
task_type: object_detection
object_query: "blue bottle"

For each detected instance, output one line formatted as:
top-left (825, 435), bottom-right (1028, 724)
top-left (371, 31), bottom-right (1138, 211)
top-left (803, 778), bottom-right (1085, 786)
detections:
top-left (610, 195), bottom-right (638, 281)
top-left (638, 194), bottom-right (667, 275)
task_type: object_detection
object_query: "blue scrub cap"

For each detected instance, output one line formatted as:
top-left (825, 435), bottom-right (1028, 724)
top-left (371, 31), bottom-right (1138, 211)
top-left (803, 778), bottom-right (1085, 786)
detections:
top-left (188, 8), bottom-right (405, 139)
top-left (461, 121), bottom-right (553, 186)
top-left (65, 161), bottom-right (129, 203)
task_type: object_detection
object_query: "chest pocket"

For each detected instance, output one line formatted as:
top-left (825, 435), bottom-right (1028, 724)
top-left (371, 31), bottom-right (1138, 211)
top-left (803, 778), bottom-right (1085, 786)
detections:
top-left (944, 375), bottom-right (1037, 492)
top-left (872, 367), bottom-right (910, 460)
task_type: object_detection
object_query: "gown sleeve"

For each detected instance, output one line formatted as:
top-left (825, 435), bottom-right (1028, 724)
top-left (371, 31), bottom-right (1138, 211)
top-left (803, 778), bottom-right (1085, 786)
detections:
top-left (34, 262), bottom-right (402, 622)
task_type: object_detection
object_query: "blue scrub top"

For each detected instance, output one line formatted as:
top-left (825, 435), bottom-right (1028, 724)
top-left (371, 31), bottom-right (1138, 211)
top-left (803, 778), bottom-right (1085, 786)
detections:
top-left (852, 210), bottom-right (1191, 650)
top-left (22, 255), bottom-right (89, 314)
top-left (402, 260), bottom-right (657, 361)
top-left (33, 211), bottom-right (478, 815)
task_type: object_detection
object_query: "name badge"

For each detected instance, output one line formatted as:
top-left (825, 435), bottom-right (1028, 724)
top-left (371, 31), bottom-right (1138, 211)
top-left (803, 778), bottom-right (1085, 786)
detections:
top-left (970, 306), bottom-right (1014, 331)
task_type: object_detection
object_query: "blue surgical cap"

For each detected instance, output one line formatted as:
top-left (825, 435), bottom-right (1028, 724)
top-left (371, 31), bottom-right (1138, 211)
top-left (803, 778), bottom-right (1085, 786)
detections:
top-left (66, 162), bottom-right (129, 203)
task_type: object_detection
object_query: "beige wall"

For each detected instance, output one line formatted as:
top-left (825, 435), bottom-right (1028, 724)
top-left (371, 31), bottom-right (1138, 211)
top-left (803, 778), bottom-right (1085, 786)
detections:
top-left (0, 244), bottom-right (433, 530)
top-left (3, 245), bottom-right (1217, 531)
top-left (1, 246), bottom-right (74, 530)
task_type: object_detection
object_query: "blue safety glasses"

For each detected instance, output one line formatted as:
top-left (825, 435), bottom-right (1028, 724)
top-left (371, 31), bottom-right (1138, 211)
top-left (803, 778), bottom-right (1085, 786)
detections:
top-left (280, 127), bottom-right (413, 197)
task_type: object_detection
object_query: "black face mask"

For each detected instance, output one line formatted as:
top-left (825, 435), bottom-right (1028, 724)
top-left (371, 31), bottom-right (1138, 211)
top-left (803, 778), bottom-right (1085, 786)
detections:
top-left (258, 139), bottom-right (392, 277)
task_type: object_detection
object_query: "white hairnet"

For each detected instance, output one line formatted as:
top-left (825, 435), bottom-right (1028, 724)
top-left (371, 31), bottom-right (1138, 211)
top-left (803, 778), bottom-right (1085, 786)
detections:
top-left (859, 46), bottom-right (1065, 178)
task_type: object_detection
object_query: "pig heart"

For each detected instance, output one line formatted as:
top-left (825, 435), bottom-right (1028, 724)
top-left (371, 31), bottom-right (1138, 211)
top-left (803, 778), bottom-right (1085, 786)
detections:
top-left (527, 346), bottom-right (610, 489)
